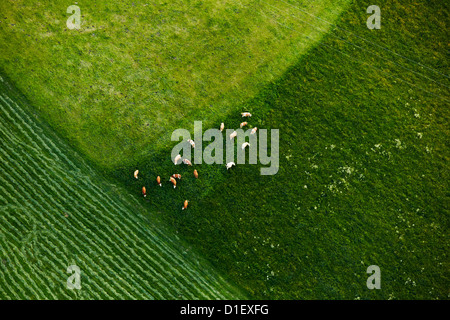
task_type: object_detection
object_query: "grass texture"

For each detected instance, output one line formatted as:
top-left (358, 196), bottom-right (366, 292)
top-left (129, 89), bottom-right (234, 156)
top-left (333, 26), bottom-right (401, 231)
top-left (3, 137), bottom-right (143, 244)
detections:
top-left (0, 75), bottom-right (244, 299)
top-left (0, 0), bottom-right (448, 300)
top-left (0, 0), bottom-right (349, 169)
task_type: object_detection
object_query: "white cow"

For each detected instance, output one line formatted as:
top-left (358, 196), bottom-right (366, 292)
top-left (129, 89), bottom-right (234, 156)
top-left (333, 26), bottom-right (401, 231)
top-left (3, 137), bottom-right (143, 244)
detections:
top-left (241, 142), bottom-right (250, 150)
top-left (187, 139), bottom-right (195, 148)
top-left (226, 162), bottom-right (235, 170)
top-left (174, 154), bottom-right (181, 165)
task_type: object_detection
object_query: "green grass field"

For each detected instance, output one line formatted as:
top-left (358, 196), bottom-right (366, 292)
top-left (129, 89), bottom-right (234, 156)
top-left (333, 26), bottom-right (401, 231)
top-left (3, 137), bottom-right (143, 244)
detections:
top-left (0, 0), bottom-right (349, 169)
top-left (0, 0), bottom-right (448, 299)
top-left (0, 75), bottom-right (245, 299)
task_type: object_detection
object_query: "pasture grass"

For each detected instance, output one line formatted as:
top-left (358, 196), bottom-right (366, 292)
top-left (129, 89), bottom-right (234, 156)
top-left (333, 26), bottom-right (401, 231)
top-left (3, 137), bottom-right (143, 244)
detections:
top-left (0, 0), bottom-right (349, 169)
top-left (0, 73), bottom-right (245, 299)
top-left (112, 0), bottom-right (449, 299)
top-left (0, 0), bottom-right (448, 299)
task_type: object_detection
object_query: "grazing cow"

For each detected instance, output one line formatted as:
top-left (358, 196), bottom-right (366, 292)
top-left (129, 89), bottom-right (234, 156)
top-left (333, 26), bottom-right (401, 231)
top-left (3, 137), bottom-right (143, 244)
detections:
top-left (241, 142), bottom-right (250, 150)
top-left (172, 174), bottom-right (181, 179)
top-left (226, 162), bottom-right (235, 170)
top-left (187, 139), bottom-right (195, 148)
top-left (241, 112), bottom-right (252, 117)
top-left (193, 169), bottom-right (198, 179)
top-left (240, 121), bottom-right (247, 128)
top-left (169, 176), bottom-right (177, 188)
top-left (182, 200), bottom-right (189, 210)
top-left (229, 130), bottom-right (237, 140)
top-left (134, 170), bottom-right (139, 179)
top-left (156, 176), bottom-right (161, 186)
top-left (220, 123), bottom-right (224, 132)
top-left (182, 158), bottom-right (192, 166)
top-left (142, 186), bottom-right (147, 197)
top-left (174, 154), bottom-right (181, 165)
top-left (251, 127), bottom-right (258, 134)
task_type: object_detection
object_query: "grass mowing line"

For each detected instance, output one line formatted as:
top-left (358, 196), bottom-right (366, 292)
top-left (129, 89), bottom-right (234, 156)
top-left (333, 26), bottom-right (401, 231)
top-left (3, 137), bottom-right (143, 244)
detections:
top-left (20, 243), bottom-right (85, 299)
top-left (0, 222), bottom-right (66, 300)
top-left (0, 210), bottom-right (55, 299)
top-left (62, 172), bottom-right (222, 299)
top-left (138, 0), bottom-right (352, 169)
top-left (0, 241), bottom-right (44, 299)
top-left (0, 81), bottom-right (245, 299)
top-left (0, 0), bottom-right (348, 296)
top-left (0, 149), bottom-right (168, 299)
top-left (3, 87), bottom-right (244, 300)
top-left (0, 246), bottom-right (34, 299)
top-left (0, 202), bottom-right (58, 300)
top-left (36, 242), bottom-right (117, 299)
top-left (0, 95), bottom-right (225, 299)
top-left (0, 215), bottom-right (73, 299)
top-left (0, 125), bottom-right (176, 296)
top-left (42, 143), bottom-right (240, 297)
top-left (0, 170), bottom-right (134, 299)
top-left (318, 43), bottom-right (449, 103)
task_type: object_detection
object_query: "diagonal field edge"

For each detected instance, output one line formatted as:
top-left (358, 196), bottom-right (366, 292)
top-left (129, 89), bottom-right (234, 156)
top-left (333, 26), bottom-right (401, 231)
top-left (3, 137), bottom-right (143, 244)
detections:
top-left (0, 0), bottom-right (351, 170)
top-left (0, 77), bottom-right (246, 299)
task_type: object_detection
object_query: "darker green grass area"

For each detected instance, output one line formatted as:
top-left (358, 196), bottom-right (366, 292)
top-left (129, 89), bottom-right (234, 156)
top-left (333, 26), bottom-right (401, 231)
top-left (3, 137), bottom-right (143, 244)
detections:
top-left (111, 0), bottom-right (449, 299)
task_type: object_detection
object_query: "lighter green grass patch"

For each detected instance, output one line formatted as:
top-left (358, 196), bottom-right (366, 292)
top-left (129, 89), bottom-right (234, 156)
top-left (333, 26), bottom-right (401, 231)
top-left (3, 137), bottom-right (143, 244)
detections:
top-left (0, 0), bottom-right (350, 169)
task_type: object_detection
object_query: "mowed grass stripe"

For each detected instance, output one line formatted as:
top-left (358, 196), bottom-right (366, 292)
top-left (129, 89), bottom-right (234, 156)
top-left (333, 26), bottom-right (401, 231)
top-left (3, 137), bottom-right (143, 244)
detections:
top-left (0, 244), bottom-right (34, 299)
top-left (0, 139), bottom-right (155, 299)
top-left (77, 181), bottom-right (231, 299)
top-left (0, 96), bottom-right (234, 299)
top-left (0, 266), bottom-right (16, 299)
top-left (0, 141), bottom-right (174, 299)
top-left (0, 235), bottom-right (49, 299)
top-left (0, 172), bottom-right (129, 299)
top-left (0, 228), bottom-right (61, 300)
top-left (0, 84), bottom-right (244, 299)
top-left (0, 110), bottom-right (208, 299)
top-left (0, 98), bottom-right (190, 297)
top-left (0, 211), bottom-right (72, 299)
top-left (0, 158), bottom-right (154, 300)
top-left (0, 94), bottom-right (77, 170)
top-left (0, 204), bottom-right (117, 300)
